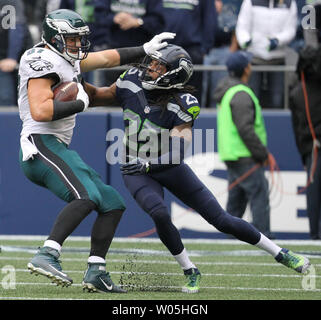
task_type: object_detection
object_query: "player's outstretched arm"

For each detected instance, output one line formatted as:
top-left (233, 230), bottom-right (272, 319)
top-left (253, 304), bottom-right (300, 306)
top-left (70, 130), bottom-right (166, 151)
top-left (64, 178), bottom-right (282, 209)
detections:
top-left (84, 82), bottom-right (118, 107)
top-left (80, 32), bottom-right (176, 73)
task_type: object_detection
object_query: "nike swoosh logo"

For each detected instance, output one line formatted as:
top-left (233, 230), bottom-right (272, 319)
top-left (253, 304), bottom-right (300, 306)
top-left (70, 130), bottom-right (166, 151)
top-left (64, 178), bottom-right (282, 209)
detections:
top-left (99, 277), bottom-right (113, 291)
top-left (47, 265), bottom-right (68, 278)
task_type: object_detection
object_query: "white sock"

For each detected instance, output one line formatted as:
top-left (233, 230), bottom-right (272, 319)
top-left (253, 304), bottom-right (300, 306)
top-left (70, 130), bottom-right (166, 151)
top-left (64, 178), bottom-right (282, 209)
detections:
top-left (43, 240), bottom-right (61, 252)
top-left (88, 256), bottom-right (106, 264)
top-left (255, 233), bottom-right (282, 257)
top-left (173, 248), bottom-right (196, 271)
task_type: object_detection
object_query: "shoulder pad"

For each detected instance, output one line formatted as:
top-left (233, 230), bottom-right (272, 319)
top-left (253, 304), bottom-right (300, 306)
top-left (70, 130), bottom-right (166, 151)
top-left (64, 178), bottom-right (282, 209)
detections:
top-left (116, 68), bottom-right (142, 92)
top-left (179, 93), bottom-right (200, 120)
top-left (22, 47), bottom-right (61, 75)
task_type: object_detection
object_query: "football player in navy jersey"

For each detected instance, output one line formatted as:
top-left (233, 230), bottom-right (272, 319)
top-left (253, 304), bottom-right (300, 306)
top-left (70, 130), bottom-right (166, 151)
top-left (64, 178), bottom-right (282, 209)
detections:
top-left (89, 44), bottom-right (311, 293)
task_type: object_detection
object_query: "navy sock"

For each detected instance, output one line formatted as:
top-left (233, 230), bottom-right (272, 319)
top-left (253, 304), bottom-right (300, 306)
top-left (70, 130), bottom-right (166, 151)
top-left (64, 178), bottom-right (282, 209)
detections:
top-left (150, 208), bottom-right (184, 256)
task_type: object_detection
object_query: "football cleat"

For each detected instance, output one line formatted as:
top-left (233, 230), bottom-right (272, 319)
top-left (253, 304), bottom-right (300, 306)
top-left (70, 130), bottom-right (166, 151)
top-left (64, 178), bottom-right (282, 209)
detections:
top-left (82, 263), bottom-right (127, 293)
top-left (27, 246), bottom-right (73, 287)
top-left (182, 268), bottom-right (201, 293)
top-left (275, 248), bottom-right (311, 274)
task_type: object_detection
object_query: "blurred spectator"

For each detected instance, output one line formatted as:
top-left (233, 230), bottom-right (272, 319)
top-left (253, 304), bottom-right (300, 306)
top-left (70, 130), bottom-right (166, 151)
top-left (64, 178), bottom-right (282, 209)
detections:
top-left (23, 0), bottom-right (48, 43)
top-left (93, 0), bottom-right (165, 86)
top-left (289, 0), bottom-right (306, 52)
top-left (161, 0), bottom-right (217, 106)
top-left (215, 51), bottom-right (276, 238)
top-left (23, 0), bottom-right (61, 42)
top-left (289, 45), bottom-right (321, 240)
top-left (0, 0), bottom-right (32, 106)
top-left (202, 0), bottom-right (240, 108)
top-left (47, 0), bottom-right (61, 12)
top-left (60, 0), bottom-right (109, 52)
top-left (236, 0), bottom-right (298, 109)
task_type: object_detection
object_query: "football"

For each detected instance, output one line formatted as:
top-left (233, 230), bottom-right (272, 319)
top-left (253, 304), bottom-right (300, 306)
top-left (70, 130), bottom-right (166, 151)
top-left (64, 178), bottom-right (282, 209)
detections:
top-left (53, 81), bottom-right (78, 102)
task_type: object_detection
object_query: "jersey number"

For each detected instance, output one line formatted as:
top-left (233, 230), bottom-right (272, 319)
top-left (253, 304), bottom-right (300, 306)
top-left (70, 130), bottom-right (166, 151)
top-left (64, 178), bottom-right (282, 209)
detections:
top-left (123, 109), bottom-right (166, 159)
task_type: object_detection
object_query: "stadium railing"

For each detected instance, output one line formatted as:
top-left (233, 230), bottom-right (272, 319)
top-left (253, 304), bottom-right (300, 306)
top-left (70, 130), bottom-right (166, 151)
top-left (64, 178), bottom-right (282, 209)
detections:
top-left (0, 65), bottom-right (296, 109)
top-left (92, 64), bottom-right (297, 109)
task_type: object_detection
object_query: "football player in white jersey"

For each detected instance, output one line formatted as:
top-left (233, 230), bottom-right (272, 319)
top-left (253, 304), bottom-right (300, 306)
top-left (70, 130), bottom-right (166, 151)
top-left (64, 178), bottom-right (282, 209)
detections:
top-left (18, 8), bottom-right (175, 293)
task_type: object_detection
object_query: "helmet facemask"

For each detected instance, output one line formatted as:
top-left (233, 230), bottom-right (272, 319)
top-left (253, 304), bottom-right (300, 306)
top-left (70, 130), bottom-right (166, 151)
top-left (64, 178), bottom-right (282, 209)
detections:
top-left (139, 50), bottom-right (193, 90)
top-left (53, 33), bottom-right (90, 62)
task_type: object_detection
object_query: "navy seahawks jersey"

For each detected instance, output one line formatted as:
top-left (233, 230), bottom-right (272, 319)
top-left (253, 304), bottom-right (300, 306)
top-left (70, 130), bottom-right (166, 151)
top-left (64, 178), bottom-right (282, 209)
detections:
top-left (115, 68), bottom-right (200, 161)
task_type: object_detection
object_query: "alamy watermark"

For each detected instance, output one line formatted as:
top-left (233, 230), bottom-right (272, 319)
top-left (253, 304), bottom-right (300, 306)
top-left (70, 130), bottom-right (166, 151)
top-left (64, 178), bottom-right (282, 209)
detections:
top-left (301, 264), bottom-right (317, 291)
top-left (1, 265), bottom-right (16, 290)
top-left (105, 128), bottom-right (215, 168)
top-left (301, 4), bottom-right (321, 30)
top-left (1, 5), bottom-right (16, 29)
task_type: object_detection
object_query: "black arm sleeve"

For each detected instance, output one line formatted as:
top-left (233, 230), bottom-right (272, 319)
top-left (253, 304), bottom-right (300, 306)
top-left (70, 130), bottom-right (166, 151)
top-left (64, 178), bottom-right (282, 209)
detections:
top-left (230, 91), bottom-right (269, 163)
top-left (52, 100), bottom-right (85, 121)
top-left (116, 46), bottom-right (146, 65)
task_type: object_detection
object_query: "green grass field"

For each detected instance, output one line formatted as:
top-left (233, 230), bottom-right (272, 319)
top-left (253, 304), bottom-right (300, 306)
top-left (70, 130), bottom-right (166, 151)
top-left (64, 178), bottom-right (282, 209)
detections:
top-left (0, 237), bottom-right (320, 301)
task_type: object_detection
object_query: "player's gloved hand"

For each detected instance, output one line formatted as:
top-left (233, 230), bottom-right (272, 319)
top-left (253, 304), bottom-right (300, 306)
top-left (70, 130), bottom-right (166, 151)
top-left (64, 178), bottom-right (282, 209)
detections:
top-left (120, 159), bottom-right (151, 175)
top-left (143, 32), bottom-right (176, 56)
top-left (76, 83), bottom-right (89, 111)
top-left (268, 38), bottom-right (279, 51)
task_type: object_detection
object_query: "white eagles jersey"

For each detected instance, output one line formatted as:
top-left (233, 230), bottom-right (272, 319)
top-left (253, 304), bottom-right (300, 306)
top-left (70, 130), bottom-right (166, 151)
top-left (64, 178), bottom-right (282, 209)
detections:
top-left (18, 45), bottom-right (82, 146)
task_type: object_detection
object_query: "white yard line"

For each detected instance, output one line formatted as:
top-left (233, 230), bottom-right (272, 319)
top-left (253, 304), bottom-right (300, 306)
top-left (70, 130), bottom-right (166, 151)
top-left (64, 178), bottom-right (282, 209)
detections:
top-left (0, 235), bottom-right (321, 246)
top-left (1, 245), bottom-right (321, 258)
top-left (1, 256), bottom-right (321, 267)
top-left (10, 268), bottom-right (321, 278)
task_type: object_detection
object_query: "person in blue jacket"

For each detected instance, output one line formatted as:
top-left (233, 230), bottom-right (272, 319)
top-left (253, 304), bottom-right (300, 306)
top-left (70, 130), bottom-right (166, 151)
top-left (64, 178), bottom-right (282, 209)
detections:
top-left (93, 0), bottom-right (165, 86)
top-left (0, 0), bottom-right (32, 106)
top-left (100, 0), bottom-right (165, 48)
top-left (161, 0), bottom-right (218, 105)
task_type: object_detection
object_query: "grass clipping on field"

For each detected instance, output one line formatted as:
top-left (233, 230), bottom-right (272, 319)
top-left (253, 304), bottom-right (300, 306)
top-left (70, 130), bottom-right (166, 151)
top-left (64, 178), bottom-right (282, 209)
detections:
top-left (118, 254), bottom-right (179, 292)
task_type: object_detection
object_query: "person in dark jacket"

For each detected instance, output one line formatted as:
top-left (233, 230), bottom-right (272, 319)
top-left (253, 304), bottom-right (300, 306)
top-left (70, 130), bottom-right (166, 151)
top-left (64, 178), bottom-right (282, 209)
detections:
top-left (214, 50), bottom-right (276, 238)
top-left (60, 0), bottom-right (110, 51)
top-left (0, 0), bottom-right (31, 106)
top-left (93, 0), bottom-right (165, 86)
top-left (289, 45), bottom-right (321, 240)
top-left (161, 0), bottom-right (217, 105)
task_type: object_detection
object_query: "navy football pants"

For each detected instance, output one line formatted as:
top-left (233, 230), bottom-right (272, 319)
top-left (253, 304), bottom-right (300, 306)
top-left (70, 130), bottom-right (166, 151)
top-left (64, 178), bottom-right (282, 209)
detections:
top-left (123, 164), bottom-right (261, 255)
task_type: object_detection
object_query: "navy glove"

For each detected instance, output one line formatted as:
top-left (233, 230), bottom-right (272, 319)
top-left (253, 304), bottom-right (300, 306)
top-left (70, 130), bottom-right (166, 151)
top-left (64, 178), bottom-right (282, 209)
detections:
top-left (268, 38), bottom-right (279, 51)
top-left (120, 159), bottom-right (150, 175)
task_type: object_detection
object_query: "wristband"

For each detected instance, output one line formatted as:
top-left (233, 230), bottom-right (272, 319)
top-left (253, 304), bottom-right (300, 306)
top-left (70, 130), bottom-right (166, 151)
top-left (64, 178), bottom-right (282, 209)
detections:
top-left (116, 46), bottom-right (145, 65)
top-left (52, 99), bottom-right (85, 121)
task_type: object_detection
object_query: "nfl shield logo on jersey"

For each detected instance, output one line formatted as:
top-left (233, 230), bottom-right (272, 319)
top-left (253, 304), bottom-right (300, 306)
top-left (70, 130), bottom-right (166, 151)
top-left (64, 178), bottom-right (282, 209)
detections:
top-left (144, 106), bottom-right (151, 114)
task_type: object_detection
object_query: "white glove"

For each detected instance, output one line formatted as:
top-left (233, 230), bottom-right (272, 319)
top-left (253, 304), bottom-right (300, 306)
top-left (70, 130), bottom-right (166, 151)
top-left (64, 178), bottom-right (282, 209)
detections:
top-left (143, 32), bottom-right (176, 56)
top-left (76, 83), bottom-right (89, 111)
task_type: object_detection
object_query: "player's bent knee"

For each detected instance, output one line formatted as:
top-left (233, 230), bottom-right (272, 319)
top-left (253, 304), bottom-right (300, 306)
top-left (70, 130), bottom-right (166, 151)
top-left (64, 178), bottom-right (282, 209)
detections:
top-left (98, 185), bottom-right (126, 212)
top-left (149, 206), bottom-right (172, 225)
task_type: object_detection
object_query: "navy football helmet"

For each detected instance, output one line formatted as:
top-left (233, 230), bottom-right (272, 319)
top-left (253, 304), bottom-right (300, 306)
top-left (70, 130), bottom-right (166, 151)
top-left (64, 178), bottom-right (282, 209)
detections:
top-left (140, 44), bottom-right (193, 90)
